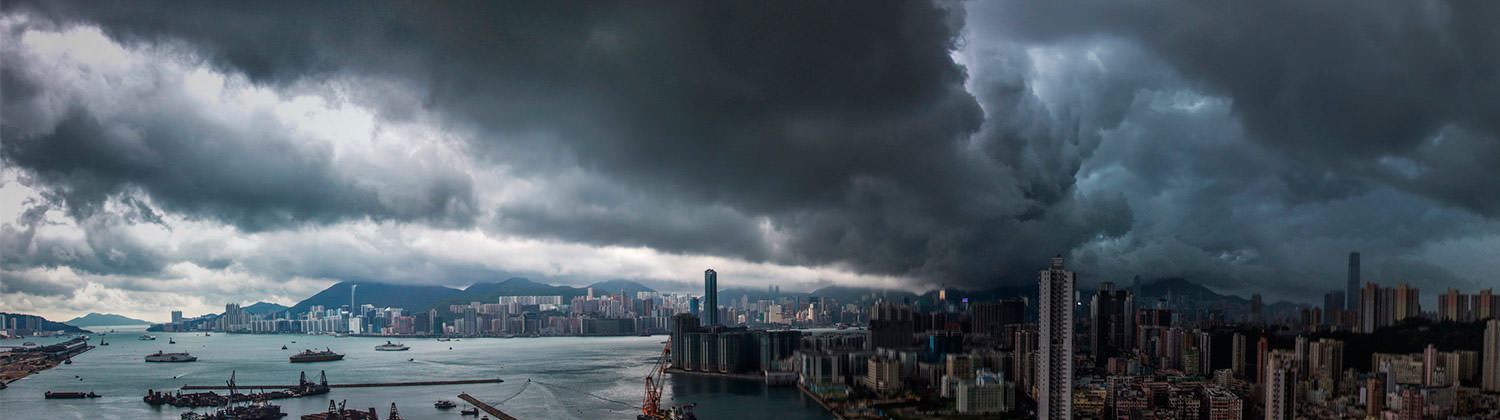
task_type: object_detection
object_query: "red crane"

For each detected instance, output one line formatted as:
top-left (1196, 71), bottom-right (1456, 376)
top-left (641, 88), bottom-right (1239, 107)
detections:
top-left (641, 343), bottom-right (671, 419)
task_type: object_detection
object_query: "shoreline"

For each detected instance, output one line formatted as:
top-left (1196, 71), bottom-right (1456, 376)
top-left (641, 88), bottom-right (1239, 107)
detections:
top-left (797, 382), bottom-right (848, 420)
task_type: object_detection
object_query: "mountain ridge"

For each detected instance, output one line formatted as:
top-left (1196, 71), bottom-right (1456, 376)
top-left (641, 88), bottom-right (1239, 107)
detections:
top-left (65, 312), bottom-right (151, 326)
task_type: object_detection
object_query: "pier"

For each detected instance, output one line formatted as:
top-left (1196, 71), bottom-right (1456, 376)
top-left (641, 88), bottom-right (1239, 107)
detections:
top-left (180, 378), bottom-right (502, 390)
top-left (457, 393), bottom-right (520, 420)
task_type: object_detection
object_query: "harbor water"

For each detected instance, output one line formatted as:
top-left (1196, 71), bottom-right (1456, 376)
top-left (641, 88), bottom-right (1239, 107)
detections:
top-left (1, 326), bottom-right (832, 419)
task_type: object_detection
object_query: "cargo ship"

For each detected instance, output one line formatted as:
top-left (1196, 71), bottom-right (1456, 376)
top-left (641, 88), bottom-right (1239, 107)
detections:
top-left (45, 391), bottom-right (101, 399)
top-left (146, 351), bottom-right (199, 363)
top-left (289, 348), bottom-right (344, 363)
top-left (374, 341), bottom-right (409, 351)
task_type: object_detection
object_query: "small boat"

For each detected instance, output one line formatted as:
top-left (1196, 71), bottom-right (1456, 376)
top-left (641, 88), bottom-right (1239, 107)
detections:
top-left (282, 345), bottom-right (288, 350)
top-left (434, 400), bottom-right (456, 409)
top-left (460, 406), bottom-right (479, 415)
top-left (21, 342), bottom-right (36, 347)
top-left (374, 341), bottom-right (409, 351)
top-left (145, 351), bottom-right (198, 362)
top-left (436, 337), bottom-right (451, 342)
top-left (169, 337), bottom-right (176, 344)
top-left (289, 348), bottom-right (344, 363)
top-left (44, 391), bottom-right (100, 399)
top-left (100, 340), bottom-right (109, 346)
top-left (64, 358), bottom-right (73, 365)
top-left (138, 334), bottom-right (156, 341)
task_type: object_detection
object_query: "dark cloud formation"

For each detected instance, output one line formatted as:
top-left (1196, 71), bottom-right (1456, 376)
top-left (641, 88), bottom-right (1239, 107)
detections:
top-left (972, 0), bottom-right (1500, 216)
top-left (1, 0), bottom-right (1498, 305)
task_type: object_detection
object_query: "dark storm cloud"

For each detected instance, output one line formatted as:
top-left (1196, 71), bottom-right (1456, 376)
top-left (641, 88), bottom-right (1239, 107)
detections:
top-left (4, 0), bottom-right (1132, 287)
top-left (2, 0), bottom-right (1497, 298)
top-left (970, 0), bottom-right (1500, 217)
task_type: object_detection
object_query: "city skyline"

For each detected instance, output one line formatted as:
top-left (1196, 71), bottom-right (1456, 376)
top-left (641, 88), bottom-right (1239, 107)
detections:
top-left (3, 2), bottom-right (1499, 332)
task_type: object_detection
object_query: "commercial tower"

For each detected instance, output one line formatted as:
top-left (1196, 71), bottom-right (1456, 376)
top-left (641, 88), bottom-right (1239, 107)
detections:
top-left (1090, 282), bottom-right (1133, 366)
top-left (1347, 252), bottom-right (1360, 310)
top-left (1038, 255), bottom-right (1074, 420)
top-left (703, 269), bottom-right (719, 326)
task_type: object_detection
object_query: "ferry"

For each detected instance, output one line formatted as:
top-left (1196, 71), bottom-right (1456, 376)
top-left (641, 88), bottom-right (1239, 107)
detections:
top-left (290, 348), bottom-right (345, 363)
top-left (374, 341), bottom-right (409, 351)
top-left (138, 334), bottom-right (157, 341)
top-left (145, 351), bottom-right (198, 362)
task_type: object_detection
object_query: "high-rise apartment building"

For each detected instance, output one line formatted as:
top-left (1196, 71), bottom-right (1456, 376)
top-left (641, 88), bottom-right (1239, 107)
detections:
top-left (1038, 255), bottom-right (1074, 420)
top-left (1484, 319), bottom-right (1500, 392)
top-left (1366, 377), bottom-right (1385, 415)
top-left (1347, 252), bottom-right (1360, 310)
top-left (1264, 352), bottom-right (1294, 420)
top-left (703, 269), bottom-right (719, 326)
top-left (1441, 289), bottom-right (1472, 322)
top-left (1231, 333), bottom-right (1246, 378)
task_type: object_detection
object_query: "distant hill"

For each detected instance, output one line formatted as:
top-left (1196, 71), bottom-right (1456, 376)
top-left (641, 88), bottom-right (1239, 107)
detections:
top-left (242, 302), bottom-right (290, 316)
top-left (1, 312), bottom-right (89, 333)
top-left (64, 312), bottom-right (151, 326)
top-left (289, 281), bottom-right (463, 314)
top-left (586, 279), bottom-right (656, 295)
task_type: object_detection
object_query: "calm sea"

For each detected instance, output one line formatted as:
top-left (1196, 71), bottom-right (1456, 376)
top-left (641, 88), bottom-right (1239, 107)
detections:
top-left (1, 326), bottom-right (831, 420)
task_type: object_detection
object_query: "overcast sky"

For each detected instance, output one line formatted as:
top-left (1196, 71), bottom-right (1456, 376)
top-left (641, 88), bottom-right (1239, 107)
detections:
top-left (3, 1), bottom-right (1498, 322)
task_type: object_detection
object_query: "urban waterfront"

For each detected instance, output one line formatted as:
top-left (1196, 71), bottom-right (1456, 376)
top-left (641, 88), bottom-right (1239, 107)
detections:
top-left (1, 326), bottom-right (832, 420)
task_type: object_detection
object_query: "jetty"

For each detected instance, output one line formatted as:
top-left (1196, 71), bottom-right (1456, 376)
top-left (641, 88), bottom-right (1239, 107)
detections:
top-left (457, 393), bottom-right (519, 420)
top-left (181, 378), bottom-right (502, 390)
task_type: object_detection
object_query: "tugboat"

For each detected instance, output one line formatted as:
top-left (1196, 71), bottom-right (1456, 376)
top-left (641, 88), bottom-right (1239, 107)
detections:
top-left (146, 351), bottom-right (199, 362)
top-left (374, 341), bottom-right (409, 351)
top-left (289, 348), bottom-right (344, 363)
top-left (434, 400), bottom-right (457, 409)
top-left (460, 406), bottom-right (479, 416)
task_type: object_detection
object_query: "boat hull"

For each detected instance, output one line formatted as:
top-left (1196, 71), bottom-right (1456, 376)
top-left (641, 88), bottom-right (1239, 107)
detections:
top-left (289, 355), bottom-right (344, 363)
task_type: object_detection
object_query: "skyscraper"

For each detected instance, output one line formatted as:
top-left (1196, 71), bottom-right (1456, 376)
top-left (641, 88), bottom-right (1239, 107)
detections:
top-left (1323, 291), bottom-right (1344, 326)
top-left (1250, 294), bottom-right (1263, 324)
top-left (1484, 319), bottom-right (1500, 392)
top-left (1347, 252), bottom-right (1360, 310)
top-left (703, 269), bottom-right (719, 326)
top-left (1090, 282), bottom-right (1133, 366)
top-left (1231, 333), bottom-right (1247, 378)
top-left (1038, 255), bottom-right (1074, 420)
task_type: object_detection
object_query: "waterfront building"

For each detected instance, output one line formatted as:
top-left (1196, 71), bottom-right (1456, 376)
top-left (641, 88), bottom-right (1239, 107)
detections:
top-left (1037, 255), bottom-right (1074, 420)
top-left (955, 371), bottom-right (1013, 414)
top-left (703, 269), bottom-right (719, 326)
top-left (864, 356), bottom-right (902, 395)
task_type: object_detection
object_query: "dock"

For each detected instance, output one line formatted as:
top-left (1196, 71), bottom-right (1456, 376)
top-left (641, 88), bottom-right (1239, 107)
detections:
top-left (180, 378), bottom-right (502, 390)
top-left (457, 393), bottom-right (519, 420)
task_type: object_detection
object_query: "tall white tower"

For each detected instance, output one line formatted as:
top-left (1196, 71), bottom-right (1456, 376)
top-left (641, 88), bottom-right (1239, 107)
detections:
top-left (1038, 255), bottom-right (1074, 420)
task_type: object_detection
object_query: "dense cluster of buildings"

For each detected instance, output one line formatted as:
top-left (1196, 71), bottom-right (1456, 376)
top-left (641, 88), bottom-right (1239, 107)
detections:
top-left (0, 313), bottom-right (51, 338)
top-left (660, 253), bottom-right (1500, 419)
